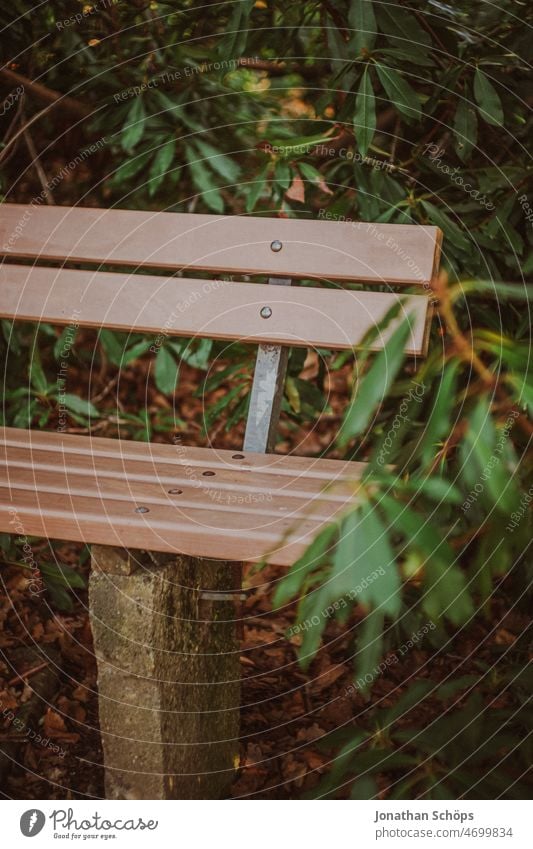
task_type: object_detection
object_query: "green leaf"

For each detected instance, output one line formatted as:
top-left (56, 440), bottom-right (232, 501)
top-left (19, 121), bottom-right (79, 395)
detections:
top-left (217, 0), bottom-right (255, 58)
top-left (453, 98), bottom-right (478, 162)
top-left (375, 63), bottom-right (421, 123)
top-left (110, 153), bottom-right (153, 189)
top-left (507, 372), bottom-right (533, 418)
top-left (99, 329), bottom-right (125, 366)
top-left (185, 145), bottom-right (225, 213)
top-left (121, 96), bottom-right (146, 153)
top-left (203, 383), bottom-right (244, 432)
top-left (377, 47), bottom-right (434, 67)
top-left (298, 162), bottom-right (330, 193)
top-left (199, 362), bottom-right (245, 395)
top-left (380, 495), bottom-right (455, 570)
top-left (385, 679), bottom-right (433, 725)
top-left (121, 339), bottom-right (152, 366)
top-left (54, 325), bottom-right (78, 361)
top-left (39, 561), bottom-right (86, 589)
top-left (245, 162), bottom-right (270, 212)
top-left (285, 375), bottom-right (301, 413)
top-left (273, 522), bottom-right (338, 608)
top-left (194, 139), bottom-right (241, 183)
top-left (224, 392), bottom-right (249, 431)
top-left (436, 675), bottom-right (479, 700)
top-left (403, 476), bottom-right (463, 506)
top-left (265, 129), bottom-right (337, 158)
top-left (62, 394), bottom-right (100, 419)
top-left (460, 398), bottom-right (520, 515)
top-left (154, 346), bottom-right (179, 395)
top-left (148, 138), bottom-right (176, 195)
top-left (376, 4), bottom-right (431, 48)
top-left (338, 313), bottom-right (413, 446)
top-left (43, 581), bottom-right (74, 612)
top-left (274, 159), bottom-right (291, 190)
top-left (348, 0), bottom-right (377, 55)
top-left (326, 14), bottom-right (352, 63)
top-left (333, 502), bottom-right (401, 617)
top-left (350, 776), bottom-right (379, 799)
top-left (354, 67), bottom-right (376, 157)
top-left (473, 67), bottom-right (503, 126)
top-left (180, 338), bottom-right (212, 369)
top-left (29, 348), bottom-right (48, 395)
top-left (424, 557), bottom-right (473, 626)
top-left (421, 201), bottom-right (470, 251)
top-left (419, 360), bottom-right (459, 466)
top-left (355, 608), bottom-right (384, 690)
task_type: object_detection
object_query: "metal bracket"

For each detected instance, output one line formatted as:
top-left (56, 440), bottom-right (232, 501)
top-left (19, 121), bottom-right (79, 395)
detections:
top-left (198, 591), bottom-right (247, 601)
top-left (243, 276), bottom-right (292, 454)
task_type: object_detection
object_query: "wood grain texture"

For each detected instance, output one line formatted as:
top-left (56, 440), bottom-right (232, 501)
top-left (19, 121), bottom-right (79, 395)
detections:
top-left (0, 263), bottom-right (431, 354)
top-left (90, 549), bottom-right (241, 799)
top-left (0, 203), bottom-right (442, 285)
top-left (0, 428), bottom-right (363, 566)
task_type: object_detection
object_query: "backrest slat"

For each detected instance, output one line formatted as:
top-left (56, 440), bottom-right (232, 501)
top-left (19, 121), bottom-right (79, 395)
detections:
top-left (0, 204), bottom-right (441, 286)
top-left (0, 264), bottom-right (431, 355)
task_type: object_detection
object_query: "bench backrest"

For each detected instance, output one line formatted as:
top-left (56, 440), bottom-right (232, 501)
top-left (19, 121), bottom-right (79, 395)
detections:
top-left (0, 204), bottom-right (442, 451)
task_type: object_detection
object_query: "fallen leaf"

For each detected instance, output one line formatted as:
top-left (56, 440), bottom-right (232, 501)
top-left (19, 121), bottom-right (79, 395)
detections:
top-left (43, 709), bottom-right (67, 737)
top-left (285, 175), bottom-right (305, 203)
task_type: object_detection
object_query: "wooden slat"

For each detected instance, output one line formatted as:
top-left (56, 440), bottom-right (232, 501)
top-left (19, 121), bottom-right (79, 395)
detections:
top-left (0, 203), bottom-right (442, 285)
top-left (0, 428), bottom-right (362, 566)
top-left (0, 263), bottom-right (431, 354)
top-left (0, 427), bottom-right (363, 481)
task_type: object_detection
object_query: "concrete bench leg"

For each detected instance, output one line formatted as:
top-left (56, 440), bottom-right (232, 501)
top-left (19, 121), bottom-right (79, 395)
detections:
top-left (89, 545), bottom-right (241, 799)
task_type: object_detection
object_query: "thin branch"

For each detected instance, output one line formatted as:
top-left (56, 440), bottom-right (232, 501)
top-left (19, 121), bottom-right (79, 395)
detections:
top-left (22, 127), bottom-right (54, 204)
top-left (0, 67), bottom-right (90, 119)
top-left (0, 102), bottom-right (55, 165)
top-left (238, 58), bottom-right (323, 79)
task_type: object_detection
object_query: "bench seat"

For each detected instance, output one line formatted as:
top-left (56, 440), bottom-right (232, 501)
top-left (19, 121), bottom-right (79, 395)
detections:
top-left (0, 427), bottom-right (364, 566)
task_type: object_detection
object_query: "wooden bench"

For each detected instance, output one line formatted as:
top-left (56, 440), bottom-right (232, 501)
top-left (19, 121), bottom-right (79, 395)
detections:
top-left (0, 203), bottom-right (441, 799)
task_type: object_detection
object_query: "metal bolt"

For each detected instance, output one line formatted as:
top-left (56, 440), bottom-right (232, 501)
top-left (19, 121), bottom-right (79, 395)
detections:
top-left (260, 306), bottom-right (272, 319)
top-left (168, 489), bottom-right (183, 495)
top-left (202, 470), bottom-right (215, 476)
top-left (270, 240), bottom-right (282, 252)
top-left (134, 506), bottom-right (150, 513)
top-left (232, 453), bottom-right (245, 459)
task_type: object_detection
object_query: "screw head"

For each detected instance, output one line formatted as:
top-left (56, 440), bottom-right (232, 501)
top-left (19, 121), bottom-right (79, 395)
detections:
top-left (270, 239), bottom-right (282, 252)
top-left (134, 506), bottom-right (149, 514)
top-left (168, 489), bottom-right (183, 495)
top-left (260, 306), bottom-right (272, 319)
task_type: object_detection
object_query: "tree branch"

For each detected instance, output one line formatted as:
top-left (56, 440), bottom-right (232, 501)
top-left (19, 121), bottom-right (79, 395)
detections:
top-left (0, 67), bottom-right (90, 119)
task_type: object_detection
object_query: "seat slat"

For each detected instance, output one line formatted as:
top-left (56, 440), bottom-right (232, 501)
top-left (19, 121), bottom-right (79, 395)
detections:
top-left (0, 204), bottom-right (441, 286)
top-left (0, 263), bottom-right (431, 354)
top-left (0, 426), bottom-right (362, 481)
top-left (0, 428), bottom-right (360, 565)
top-left (1, 448), bottom-right (355, 505)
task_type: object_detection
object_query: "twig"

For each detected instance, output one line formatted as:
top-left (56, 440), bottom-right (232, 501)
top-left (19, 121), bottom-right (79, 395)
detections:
top-left (8, 660), bottom-right (50, 687)
top-left (22, 128), bottom-right (53, 204)
top-left (0, 67), bottom-right (90, 119)
top-left (0, 102), bottom-right (55, 164)
top-left (90, 374), bottom-right (119, 405)
top-left (390, 116), bottom-right (401, 162)
top-left (238, 58), bottom-right (323, 79)
top-left (432, 271), bottom-right (495, 388)
top-left (0, 89), bottom-right (26, 167)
